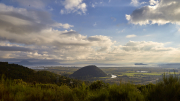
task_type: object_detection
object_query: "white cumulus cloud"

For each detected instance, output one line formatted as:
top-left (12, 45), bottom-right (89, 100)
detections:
top-left (130, 0), bottom-right (146, 7)
top-left (126, 34), bottom-right (137, 38)
top-left (126, 0), bottom-right (180, 25)
top-left (131, 0), bottom-right (139, 6)
top-left (60, 0), bottom-right (87, 15)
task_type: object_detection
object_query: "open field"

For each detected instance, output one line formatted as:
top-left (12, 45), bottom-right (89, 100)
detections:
top-left (33, 66), bottom-right (180, 84)
top-left (121, 72), bottom-right (163, 76)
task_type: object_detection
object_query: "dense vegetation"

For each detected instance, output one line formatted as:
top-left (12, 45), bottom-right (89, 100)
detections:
top-left (1, 74), bottom-right (180, 101)
top-left (1, 62), bottom-right (180, 101)
top-left (0, 62), bottom-right (84, 86)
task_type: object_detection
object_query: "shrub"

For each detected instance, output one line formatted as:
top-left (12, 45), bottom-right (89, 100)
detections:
top-left (13, 79), bottom-right (27, 85)
top-left (147, 74), bottom-right (180, 101)
top-left (89, 80), bottom-right (109, 90)
top-left (108, 83), bottom-right (144, 101)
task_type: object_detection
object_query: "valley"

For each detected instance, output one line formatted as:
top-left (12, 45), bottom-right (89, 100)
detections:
top-left (32, 66), bottom-right (180, 84)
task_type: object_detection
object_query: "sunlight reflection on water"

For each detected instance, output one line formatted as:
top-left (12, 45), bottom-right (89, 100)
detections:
top-left (111, 75), bottom-right (117, 78)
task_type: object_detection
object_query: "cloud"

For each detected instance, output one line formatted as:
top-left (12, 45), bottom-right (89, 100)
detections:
top-left (149, 0), bottom-right (159, 6)
top-left (60, 0), bottom-right (87, 15)
top-left (130, 0), bottom-right (146, 7)
top-left (131, 0), bottom-right (139, 6)
top-left (0, 46), bottom-right (33, 52)
top-left (92, 4), bottom-right (95, 8)
top-left (88, 37), bottom-right (101, 41)
top-left (0, 4), bottom-right (116, 61)
top-left (52, 23), bottom-right (74, 29)
top-left (0, 3), bottom-right (73, 35)
top-left (126, 34), bottom-right (137, 38)
top-left (122, 41), bottom-right (173, 52)
top-left (126, 0), bottom-right (180, 25)
top-left (1, 4), bottom-right (180, 64)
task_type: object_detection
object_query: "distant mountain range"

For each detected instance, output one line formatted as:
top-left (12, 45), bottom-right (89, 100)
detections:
top-left (134, 63), bottom-right (147, 65)
top-left (14, 60), bottom-right (33, 65)
top-left (10, 60), bottom-right (61, 66)
top-left (159, 63), bottom-right (180, 68)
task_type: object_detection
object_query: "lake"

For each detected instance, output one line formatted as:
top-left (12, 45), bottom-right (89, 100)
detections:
top-left (111, 75), bottom-right (117, 78)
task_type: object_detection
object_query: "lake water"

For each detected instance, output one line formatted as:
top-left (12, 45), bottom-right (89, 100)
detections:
top-left (111, 75), bottom-right (117, 78)
top-left (136, 71), bottom-right (148, 73)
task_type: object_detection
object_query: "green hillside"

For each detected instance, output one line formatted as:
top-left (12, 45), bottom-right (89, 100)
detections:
top-left (0, 62), bottom-right (83, 86)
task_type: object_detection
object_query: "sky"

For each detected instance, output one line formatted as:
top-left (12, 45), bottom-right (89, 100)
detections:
top-left (0, 0), bottom-right (180, 67)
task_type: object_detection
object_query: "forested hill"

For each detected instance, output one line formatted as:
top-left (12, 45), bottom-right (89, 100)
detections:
top-left (0, 62), bottom-right (83, 85)
top-left (70, 65), bottom-right (107, 79)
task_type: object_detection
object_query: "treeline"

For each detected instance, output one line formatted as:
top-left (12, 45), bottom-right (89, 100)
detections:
top-left (0, 62), bottom-right (85, 86)
top-left (1, 62), bottom-right (180, 101)
top-left (1, 74), bottom-right (180, 101)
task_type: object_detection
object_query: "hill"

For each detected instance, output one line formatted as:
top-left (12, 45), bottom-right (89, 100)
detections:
top-left (0, 62), bottom-right (83, 86)
top-left (70, 65), bottom-right (107, 79)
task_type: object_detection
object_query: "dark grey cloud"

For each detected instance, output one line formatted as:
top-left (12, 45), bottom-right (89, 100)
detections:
top-left (0, 46), bottom-right (33, 52)
top-left (0, 20), bottom-right (44, 35)
top-left (0, 10), bottom-right (54, 34)
top-left (0, 4), bottom-right (74, 47)
top-left (62, 31), bottom-right (78, 36)
top-left (52, 40), bottom-right (91, 47)
top-left (0, 4), bottom-right (73, 36)
top-left (87, 37), bottom-right (101, 41)
top-left (130, 6), bottom-right (151, 22)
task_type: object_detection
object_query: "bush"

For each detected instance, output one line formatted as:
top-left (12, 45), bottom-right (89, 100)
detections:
top-left (89, 80), bottom-right (109, 90)
top-left (146, 74), bottom-right (180, 101)
top-left (2, 73), bottom-right (180, 101)
top-left (108, 83), bottom-right (144, 101)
